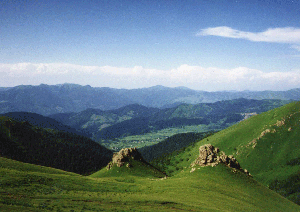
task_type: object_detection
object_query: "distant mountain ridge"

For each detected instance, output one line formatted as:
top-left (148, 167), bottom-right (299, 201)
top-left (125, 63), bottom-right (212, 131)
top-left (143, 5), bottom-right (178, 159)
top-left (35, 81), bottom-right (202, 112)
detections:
top-left (49, 98), bottom-right (291, 141)
top-left (0, 83), bottom-right (300, 115)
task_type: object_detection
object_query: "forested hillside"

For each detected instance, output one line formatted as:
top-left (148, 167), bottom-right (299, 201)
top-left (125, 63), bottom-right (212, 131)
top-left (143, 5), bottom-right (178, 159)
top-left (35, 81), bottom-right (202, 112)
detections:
top-left (0, 116), bottom-right (112, 175)
top-left (2, 112), bottom-right (91, 137)
top-left (139, 132), bottom-right (211, 161)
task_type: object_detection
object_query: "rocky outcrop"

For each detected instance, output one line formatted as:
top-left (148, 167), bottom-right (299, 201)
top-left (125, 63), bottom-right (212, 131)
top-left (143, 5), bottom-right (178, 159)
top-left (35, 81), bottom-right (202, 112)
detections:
top-left (107, 148), bottom-right (144, 169)
top-left (246, 117), bottom-right (289, 149)
top-left (191, 144), bottom-right (251, 176)
top-left (192, 144), bottom-right (220, 167)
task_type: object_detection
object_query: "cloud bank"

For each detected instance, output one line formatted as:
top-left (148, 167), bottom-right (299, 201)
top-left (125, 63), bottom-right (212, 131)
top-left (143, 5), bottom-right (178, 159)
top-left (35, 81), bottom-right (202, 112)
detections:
top-left (198, 26), bottom-right (300, 45)
top-left (1, 63), bottom-right (300, 91)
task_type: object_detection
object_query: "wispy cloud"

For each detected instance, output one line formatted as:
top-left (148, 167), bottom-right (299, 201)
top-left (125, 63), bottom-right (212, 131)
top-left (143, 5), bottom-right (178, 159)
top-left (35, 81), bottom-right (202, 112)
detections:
top-left (1, 63), bottom-right (300, 91)
top-left (197, 26), bottom-right (300, 44)
top-left (291, 45), bottom-right (300, 51)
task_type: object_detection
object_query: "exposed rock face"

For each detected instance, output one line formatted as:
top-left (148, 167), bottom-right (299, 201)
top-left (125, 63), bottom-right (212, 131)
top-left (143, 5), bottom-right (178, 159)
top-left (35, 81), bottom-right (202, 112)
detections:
top-left (192, 144), bottom-right (251, 176)
top-left (107, 148), bottom-right (144, 169)
top-left (194, 144), bottom-right (220, 167)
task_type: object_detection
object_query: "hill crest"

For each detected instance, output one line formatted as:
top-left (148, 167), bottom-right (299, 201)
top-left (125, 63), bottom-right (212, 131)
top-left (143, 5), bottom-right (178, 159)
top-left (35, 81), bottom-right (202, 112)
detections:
top-left (108, 147), bottom-right (144, 168)
top-left (92, 148), bottom-right (166, 178)
top-left (149, 101), bottom-right (300, 205)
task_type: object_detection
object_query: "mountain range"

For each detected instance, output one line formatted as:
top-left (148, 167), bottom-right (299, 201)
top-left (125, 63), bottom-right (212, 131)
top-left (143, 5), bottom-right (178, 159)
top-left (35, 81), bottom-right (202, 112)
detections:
top-left (1, 83), bottom-right (300, 116)
top-left (48, 98), bottom-right (291, 141)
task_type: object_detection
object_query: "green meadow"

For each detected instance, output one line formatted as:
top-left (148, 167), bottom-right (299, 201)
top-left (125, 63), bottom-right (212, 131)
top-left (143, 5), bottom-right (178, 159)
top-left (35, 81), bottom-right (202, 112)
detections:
top-left (1, 102), bottom-right (300, 211)
top-left (1, 156), bottom-right (298, 211)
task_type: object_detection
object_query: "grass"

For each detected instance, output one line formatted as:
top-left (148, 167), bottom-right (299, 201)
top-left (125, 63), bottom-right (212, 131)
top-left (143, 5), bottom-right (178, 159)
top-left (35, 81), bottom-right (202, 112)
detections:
top-left (204, 102), bottom-right (300, 187)
top-left (0, 157), bottom-right (78, 176)
top-left (1, 154), bottom-right (299, 211)
top-left (90, 158), bottom-right (166, 178)
top-left (151, 101), bottom-right (300, 204)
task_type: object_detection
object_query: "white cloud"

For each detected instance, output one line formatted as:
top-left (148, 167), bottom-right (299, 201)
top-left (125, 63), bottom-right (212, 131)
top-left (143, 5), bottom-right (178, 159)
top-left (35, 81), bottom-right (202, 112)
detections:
top-left (198, 26), bottom-right (300, 43)
top-left (291, 45), bottom-right (300, 51)
top-left (0, 63), bottom-right (300, 91)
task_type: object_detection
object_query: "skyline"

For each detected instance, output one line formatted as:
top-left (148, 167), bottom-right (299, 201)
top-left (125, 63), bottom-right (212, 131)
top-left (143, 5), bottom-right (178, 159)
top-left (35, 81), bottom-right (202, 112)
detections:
top-left (1, 0), bottom-right (300, 91)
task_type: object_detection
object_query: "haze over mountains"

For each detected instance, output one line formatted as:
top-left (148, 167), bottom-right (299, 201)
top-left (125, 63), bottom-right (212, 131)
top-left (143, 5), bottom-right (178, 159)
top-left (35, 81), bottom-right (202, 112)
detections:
top-left (0, 83), bottom-right (300, 116)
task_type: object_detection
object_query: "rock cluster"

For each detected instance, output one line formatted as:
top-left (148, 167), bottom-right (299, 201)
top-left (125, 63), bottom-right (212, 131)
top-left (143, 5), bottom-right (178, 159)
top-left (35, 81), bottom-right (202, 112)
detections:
top-left (192, 144), bottom-right (251, 176)
top-left (107, 148), bottom-right (143, 169)
top-left (247, 128), bottom-right (276, 149)
top-left (246, 117), bottom-right (289, 149)
top-left (192, 144), bottom-right (220, 167)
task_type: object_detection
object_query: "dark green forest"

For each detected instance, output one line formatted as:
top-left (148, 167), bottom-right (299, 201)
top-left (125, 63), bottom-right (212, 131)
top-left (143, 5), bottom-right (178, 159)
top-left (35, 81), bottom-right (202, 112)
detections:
top-left (0, 117), bottom-right (112, 175)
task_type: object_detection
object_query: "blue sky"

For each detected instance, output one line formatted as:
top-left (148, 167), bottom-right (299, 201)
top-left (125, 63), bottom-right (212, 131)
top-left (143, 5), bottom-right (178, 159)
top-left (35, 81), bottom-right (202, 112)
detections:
top-left (1, 0), bottom-right (300, 91)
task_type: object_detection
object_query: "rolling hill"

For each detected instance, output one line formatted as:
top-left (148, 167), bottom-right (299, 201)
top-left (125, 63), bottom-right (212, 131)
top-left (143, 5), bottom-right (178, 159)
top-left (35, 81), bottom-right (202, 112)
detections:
top-left (139, 132), bottom-right (210, 162)
top-left (1, 145), bottom-right (299, 211)
top-left (2, 112), bottom-right (91, 137)
top-left (91, 148), bottom-right (166, 178)
top-left (150, 101), bottom-right (300, 205)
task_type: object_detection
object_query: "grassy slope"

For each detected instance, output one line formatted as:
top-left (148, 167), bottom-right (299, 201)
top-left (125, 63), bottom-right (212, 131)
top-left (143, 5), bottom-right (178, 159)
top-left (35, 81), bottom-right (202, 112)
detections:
top-left (1, 102), bottom-right (300, 211)
top-left (152, 101), bottom-right (300, 204)
top-left (139, 132), bottom-right (210, 162)
top-left (1, 156), bottom-right (299, 211)
top-left (90, 159), bottom-right (166, 178)
top-left (204, 102), bottom-right (300, 188)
